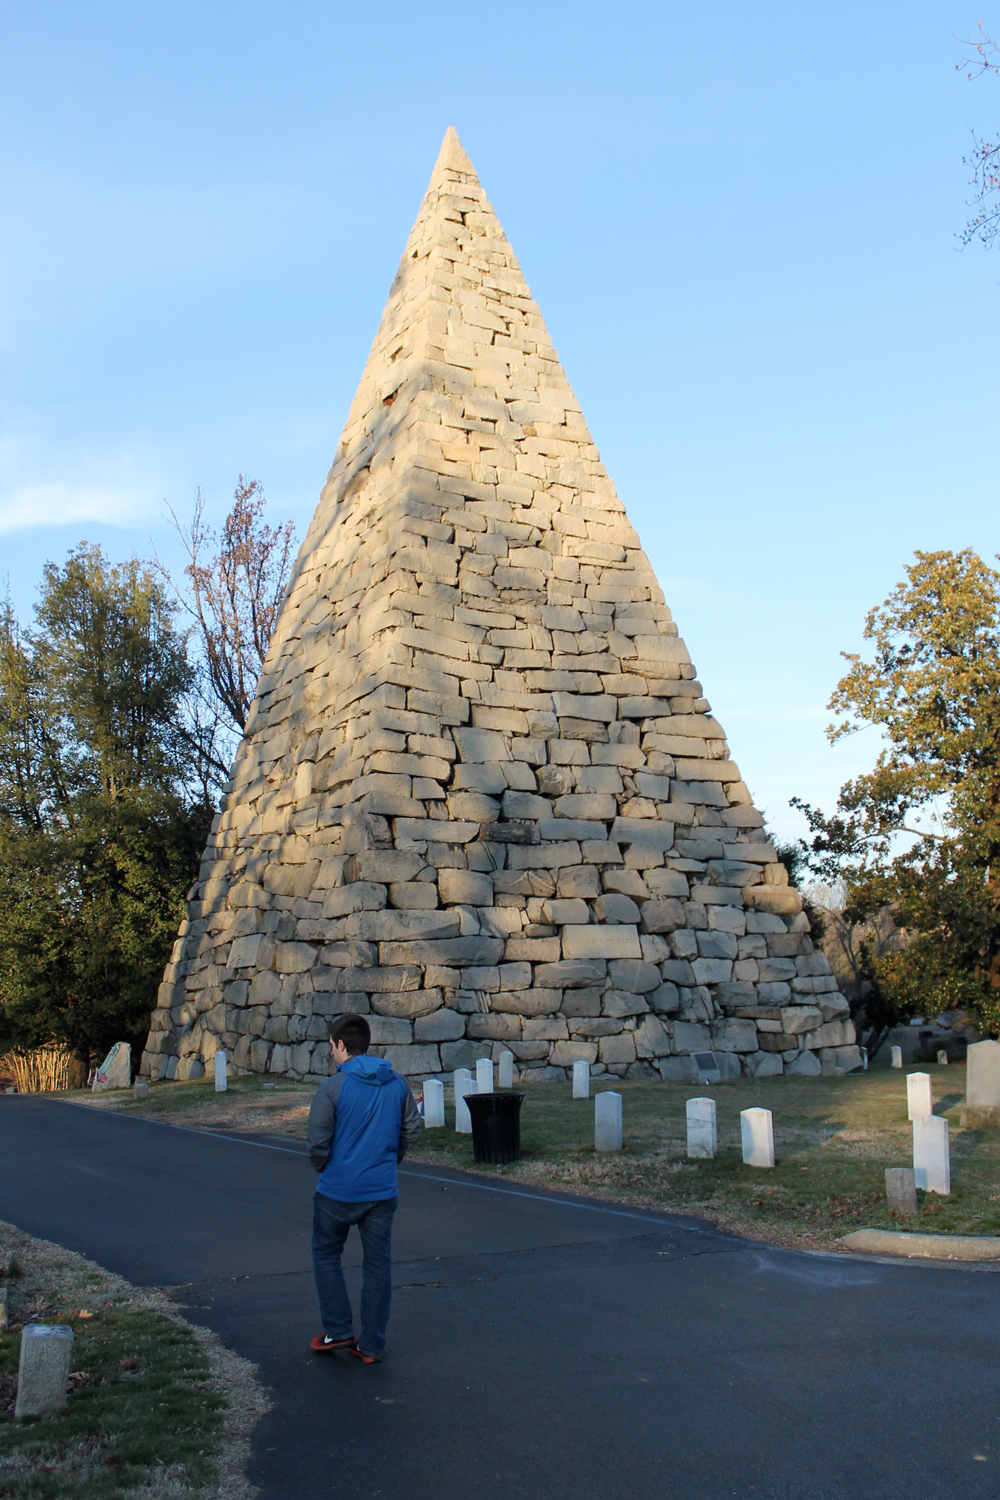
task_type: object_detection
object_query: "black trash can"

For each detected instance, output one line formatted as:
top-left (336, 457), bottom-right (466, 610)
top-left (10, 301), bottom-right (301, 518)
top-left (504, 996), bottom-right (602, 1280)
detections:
top-left (465, 1092), bottom-right (525, 1165)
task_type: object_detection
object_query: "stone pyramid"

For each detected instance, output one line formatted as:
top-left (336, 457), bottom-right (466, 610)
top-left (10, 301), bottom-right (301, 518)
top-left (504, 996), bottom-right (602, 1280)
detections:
top-left (141, 128), bottom-right (856, 1087)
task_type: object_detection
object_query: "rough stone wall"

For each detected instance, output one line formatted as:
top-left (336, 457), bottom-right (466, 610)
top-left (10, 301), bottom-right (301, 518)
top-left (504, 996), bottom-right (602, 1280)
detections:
top-left (141, 128), bottom-right (858, 1088)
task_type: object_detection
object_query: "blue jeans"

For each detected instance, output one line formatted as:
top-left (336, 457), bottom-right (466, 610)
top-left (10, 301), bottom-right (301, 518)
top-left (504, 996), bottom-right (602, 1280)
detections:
top-left (312, 1192), bottom-right (398, 1356)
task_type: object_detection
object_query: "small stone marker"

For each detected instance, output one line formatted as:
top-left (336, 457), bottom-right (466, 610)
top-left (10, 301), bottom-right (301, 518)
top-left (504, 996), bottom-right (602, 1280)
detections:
top-left (740, 1107), bottom-right (774, 1168)
top-left (692, 1050), bottom-right (721, 1085)
top-left (890, 1046), bottom-right (903, 1069)
top-left (572, 1060), bottom-right (590, 1098)
top-left (0, 1288), bottom-right (7, 1332)
top-left (937, 1049), bottom-right (948, 1066)
top-left (886, 1166), bottom-right (917, 1216)
top-left (454, 1069), bottom-right (473, 1133)
top-left (133, 1079), bottom-right (149, 1100)
top-left (498, 1050), bottom-right (513, 1090)
top-left (595, 1091), bottom-right (622, 1151)
top-left (91, 1041), bottom-right (131, 1092)
top-left (476, 1057), bottom-right (494, 1094)
top-left (966, 1039), bottom-right (1000, 1107)
top-left (15, 1324), bottom-right (74, 1419)
top-left (423, 1077), bottom-right (445, 1128)
top-left (913, 1114), bottom-right (950, 1195)
top-left (907, 1072), bottom-right (932, 1120)
top-left (214, 1051), bottom-right (228, 1092)
top-left (686, 1097), bottom-right (717, 1159)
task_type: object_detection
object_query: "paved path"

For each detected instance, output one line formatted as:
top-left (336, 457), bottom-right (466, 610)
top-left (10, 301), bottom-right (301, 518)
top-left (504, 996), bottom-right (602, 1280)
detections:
top-left (0, 1095), bottom-right (997, 1498)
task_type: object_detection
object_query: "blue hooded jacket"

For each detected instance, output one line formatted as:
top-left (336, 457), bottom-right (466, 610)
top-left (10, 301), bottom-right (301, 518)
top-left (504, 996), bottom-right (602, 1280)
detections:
top-left (307, 1053), bottom-right (422, 1203)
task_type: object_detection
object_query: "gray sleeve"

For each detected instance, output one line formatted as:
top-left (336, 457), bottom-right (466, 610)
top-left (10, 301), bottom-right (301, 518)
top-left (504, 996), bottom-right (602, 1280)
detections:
top-left (307, 1074), bottom-right (345, 1173)
top-left (397, 1076), bottom-right (423, 1160)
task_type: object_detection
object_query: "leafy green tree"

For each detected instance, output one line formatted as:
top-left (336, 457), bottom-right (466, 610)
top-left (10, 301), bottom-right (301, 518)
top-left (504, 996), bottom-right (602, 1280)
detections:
top-left (793, 549), bottom-right (1000, 1034)
top-left (0, 547), bottom-right (212, 1075)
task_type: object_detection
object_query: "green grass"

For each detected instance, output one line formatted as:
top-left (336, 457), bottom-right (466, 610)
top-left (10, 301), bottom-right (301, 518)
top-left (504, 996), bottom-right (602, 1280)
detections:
top-left (0, 1314), bottom-right (222, 1499)
top-left (72, 1071), bottom-right (311, 1120)
top-left (0, 1228), bottom-right (229, 1499)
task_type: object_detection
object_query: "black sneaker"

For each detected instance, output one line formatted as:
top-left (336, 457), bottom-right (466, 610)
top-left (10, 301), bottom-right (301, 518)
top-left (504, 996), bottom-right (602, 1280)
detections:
top-left (311, 1334), bottom-right (357, 1353)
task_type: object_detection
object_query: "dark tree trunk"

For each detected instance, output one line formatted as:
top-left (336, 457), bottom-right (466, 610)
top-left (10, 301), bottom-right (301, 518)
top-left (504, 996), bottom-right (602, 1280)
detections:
top-left (67, 1050), bottom-right (89, 1090)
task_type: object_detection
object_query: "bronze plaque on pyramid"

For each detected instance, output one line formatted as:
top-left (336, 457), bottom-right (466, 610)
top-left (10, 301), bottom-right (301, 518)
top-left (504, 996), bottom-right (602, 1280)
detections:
top-left (141, 129), bottom-right (855, 1087)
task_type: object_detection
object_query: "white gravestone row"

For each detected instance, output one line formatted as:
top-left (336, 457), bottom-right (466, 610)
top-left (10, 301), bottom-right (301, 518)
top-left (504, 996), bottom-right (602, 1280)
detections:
top-left (686, 1098), bottom-right (717, 1160)
top-left (595, 1092), bottom-right (622, 1152)
top-left (15, 1325), bottom-right (74, 1420)
top-left (423, 1078), bottom-right (445, 1128)
top-left (740, 1108), bottom-right (775, 1169)
top-left (454, 1069), bottom-right (473, 1134)
top-left (572, 1061), bottom-right (590, 1099)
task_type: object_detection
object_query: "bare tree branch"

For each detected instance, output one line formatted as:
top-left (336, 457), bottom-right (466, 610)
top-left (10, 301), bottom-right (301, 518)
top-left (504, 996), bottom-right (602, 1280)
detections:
top-left (157, 478), bottom-right (296, 736)
top-left (957, 24), bottom-right (1000, 248)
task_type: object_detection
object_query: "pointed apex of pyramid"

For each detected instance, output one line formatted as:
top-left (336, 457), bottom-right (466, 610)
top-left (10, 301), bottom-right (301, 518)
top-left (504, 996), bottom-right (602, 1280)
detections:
top-left (431, 125), bottom-right (476, 182)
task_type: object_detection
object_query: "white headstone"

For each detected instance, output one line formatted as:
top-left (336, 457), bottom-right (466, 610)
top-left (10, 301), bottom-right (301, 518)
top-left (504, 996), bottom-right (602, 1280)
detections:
top-left (686, 1097), bottom-right (717, 1159)
top-left (595, 1091), bottom-right (622, 1152)
top-left (133, 1079), bottom-right (149, 1100)
top-left (214, 1051), bottom-right (228, 1092)
top-left (572, 1060), bottom-right (590, 1098)
top-left (966, 1039), bottom-right (1000, 1107)
top-left (454, 1069), bottom-right (473, 1133)
top-left (890, 1046), bottom-right (903, 1069)
top-left (476, 1057), bottom-right (494, 1094)
top-left (740, 1107), bottom-right (775, 1168)
top-left (913, 1114), bottom-right (950, 1194)
top-left (907, 1071), bottom-right (932, 1120)
top-left (937, 1049), bottom-right (948, 1066)
top-left (423, 1077), bottom-right (445, 1128)
top-left (498, 1050), bottom-right (514, 1090)
top-left (91, 1042), bottom-right (131, 1092)
top-left (15, 1325), bottom-right (74, 1419)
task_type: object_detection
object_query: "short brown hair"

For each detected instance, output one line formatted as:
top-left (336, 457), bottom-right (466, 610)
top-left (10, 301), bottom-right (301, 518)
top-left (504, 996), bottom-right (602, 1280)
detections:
top-left (329, 1013), bottom-right (371, 1056)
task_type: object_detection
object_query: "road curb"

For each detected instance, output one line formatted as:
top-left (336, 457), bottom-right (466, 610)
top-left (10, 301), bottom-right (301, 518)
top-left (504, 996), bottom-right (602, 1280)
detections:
top-left (838, 1228), bottom-right (1000, 1261)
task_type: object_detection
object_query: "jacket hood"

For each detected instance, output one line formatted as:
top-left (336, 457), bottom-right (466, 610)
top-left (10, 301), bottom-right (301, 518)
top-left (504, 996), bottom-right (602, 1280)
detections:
top-left (341, 1054), bottom-right (396, 1087)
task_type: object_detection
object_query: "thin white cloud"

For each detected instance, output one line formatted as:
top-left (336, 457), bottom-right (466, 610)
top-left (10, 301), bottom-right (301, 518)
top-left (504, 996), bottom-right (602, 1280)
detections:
top-left (0, 432), bottom-right (168, 535)
top-left (0, 480), bottom-right (151, 534)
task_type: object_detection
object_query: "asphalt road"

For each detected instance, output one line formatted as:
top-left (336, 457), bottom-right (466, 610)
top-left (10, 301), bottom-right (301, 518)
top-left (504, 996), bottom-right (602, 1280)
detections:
top-left (0, 1094), bottom-right (997, 1499)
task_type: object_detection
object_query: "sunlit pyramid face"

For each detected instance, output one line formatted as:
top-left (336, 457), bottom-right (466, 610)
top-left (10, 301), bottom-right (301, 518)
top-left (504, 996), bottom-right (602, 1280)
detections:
top-left (142, 128), bottom-right (850, 1090)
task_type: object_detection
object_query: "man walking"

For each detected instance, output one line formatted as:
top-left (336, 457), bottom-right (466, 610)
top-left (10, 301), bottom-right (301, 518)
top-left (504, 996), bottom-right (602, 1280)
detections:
top-left (307, 1012), bottom-right (421, 1363)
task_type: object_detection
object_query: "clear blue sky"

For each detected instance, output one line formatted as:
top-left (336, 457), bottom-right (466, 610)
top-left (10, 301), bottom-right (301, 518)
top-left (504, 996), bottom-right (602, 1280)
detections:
top-left (2, 1), bottom-right (997, 838)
